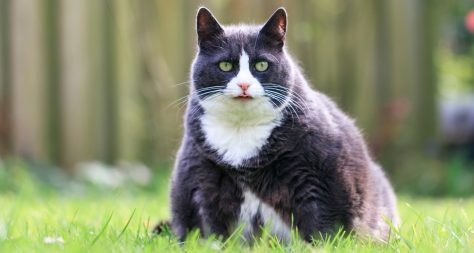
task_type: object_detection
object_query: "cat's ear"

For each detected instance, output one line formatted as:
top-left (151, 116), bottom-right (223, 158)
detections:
top-left (196, 7), bottom-right (224, 46)
top-left (259, 8), bottom-right (287, 48)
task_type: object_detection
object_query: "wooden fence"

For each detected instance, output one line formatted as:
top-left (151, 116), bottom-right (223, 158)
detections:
top-left (0, 0), bottom-right (439, 171)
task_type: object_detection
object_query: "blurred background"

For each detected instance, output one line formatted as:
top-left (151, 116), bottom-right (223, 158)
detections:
top-left (0, 0), bottom-right (473, 196)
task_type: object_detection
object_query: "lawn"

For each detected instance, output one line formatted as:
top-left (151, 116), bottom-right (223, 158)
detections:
top-left (0, 162), bottom-right (473, 252)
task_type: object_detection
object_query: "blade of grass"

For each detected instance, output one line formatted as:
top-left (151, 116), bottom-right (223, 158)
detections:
top-left (90, 212), bottom-right (114, 246)
top-left (115, 208), bottom-right (136, 242)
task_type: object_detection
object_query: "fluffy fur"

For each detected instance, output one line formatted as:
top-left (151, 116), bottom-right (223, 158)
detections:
top-left (166, 7), bottom-right (399, 243)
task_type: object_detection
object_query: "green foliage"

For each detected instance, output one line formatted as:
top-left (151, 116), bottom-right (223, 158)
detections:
top-left (0, 162), bottom-right (473, 252)
top-left (388, 154), bottom-right (474, 197)
top-left (438, 48), bottom-right (474, 94)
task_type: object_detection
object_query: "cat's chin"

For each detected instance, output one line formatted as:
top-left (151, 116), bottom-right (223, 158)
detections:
top-left (199, 96), bottom-right (280, 125)
top-left (201, 94), bottom-right (264, 105)
top-left (218, 95), bottom-right (268, 108)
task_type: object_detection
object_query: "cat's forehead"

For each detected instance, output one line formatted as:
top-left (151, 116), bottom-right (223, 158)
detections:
top-left (221, 25), bottom-right (263, 54)
top-left (224, 24), bottom-right (261, 38)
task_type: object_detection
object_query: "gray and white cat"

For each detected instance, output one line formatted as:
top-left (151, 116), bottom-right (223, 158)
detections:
top-left (166, 7), bottom-right (399, 242)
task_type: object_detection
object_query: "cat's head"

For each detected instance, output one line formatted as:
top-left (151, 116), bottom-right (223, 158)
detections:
top-left (191, 7), bottom-right (295, 124)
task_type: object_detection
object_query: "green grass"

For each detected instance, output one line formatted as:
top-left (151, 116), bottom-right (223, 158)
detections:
top-left (0, 163), bottom-right (473, 252)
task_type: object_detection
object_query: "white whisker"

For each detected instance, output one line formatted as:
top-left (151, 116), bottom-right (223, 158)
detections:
top-left (265, 90), bottom-right (303, 122)
top-left (170, 80), bottom-right (193, 87)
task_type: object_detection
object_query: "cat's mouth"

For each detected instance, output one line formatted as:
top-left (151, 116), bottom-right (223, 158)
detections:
top-left (234, 93), bottom-right (253, 100)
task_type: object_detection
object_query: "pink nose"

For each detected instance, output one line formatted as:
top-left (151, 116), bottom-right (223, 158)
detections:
top-left (238, 83), bottom-right (250, 91)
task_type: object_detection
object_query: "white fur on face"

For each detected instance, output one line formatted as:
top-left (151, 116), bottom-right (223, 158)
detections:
top-left (225, 50), bottom-right (265, 98)
top-left (199, 50), bottom-right (281, 167)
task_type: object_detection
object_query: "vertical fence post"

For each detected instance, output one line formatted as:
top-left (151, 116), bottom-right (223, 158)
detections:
top-left (60, 0), bottom-right (91, 170)
top-left (43, 0), bottom-right (62, 165)
top-left (0, 0), bottom-right (12, 156)
top-left (102, 0), bottom-right (118, 165)
top-left (11, 0), bottom-right (47, 159)
top-left (414, 0), bottom-right (438, 150)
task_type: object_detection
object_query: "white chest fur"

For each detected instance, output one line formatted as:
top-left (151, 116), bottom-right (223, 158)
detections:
top-left (200, 112), bottom-right (280, 167)
top-left (239, 190), bottom-right (291, 240)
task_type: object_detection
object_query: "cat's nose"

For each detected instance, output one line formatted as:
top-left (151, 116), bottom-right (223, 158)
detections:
top-left (238, 83), bottom-right (250, 91)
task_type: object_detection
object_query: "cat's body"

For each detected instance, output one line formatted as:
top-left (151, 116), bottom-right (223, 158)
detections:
top-left (169, 8), bottom-right (398, 242)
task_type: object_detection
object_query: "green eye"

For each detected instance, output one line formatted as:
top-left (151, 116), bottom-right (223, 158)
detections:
top-left (255, 61), bottom-right (269, 72)
top-left (218, 61), bottom-right (233, 72)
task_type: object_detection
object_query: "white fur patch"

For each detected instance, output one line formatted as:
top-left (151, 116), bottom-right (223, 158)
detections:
top-left (199, 50), bottom-right (281, 167)
top-left (239, 190), bottom-right (291, 241)
top-left (200, 113), bottom-right (280, 166)
top-left (225, 51), bottom-right (265, 98)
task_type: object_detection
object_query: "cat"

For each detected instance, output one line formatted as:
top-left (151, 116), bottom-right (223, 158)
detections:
top-left (166, 7), bottom-right (399, 243)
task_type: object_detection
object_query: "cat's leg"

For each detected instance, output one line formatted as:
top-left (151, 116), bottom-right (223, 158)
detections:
top-left (195, 166), bottom-right (243, 239)
top-left (292, 201), bottom-right (326, 241)
top-left (170, 161), bottom-right (203, 241)
top-left (292, 196), bottom-right (344, 242)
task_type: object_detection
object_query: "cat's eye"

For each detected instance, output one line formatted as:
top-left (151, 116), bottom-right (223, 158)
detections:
top-left (218, 61), bottom-right (233, 72)
top-left (254, 61), bottom-right (269, 72)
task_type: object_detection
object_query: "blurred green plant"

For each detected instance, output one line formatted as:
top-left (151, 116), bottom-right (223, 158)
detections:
top-left (438, 47), bottom-right (474, 94)
top-left (0, 158), bottom-right (171, 196)
top-left (0, 159), bottom-right (39, 194)
top-left (391, 155), bottom-right (474, 197)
